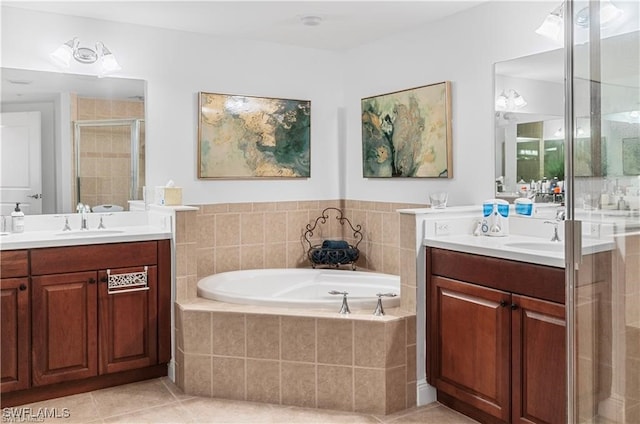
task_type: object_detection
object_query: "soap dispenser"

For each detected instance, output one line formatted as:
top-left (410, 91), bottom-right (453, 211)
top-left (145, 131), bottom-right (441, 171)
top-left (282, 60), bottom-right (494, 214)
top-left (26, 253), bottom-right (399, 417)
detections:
top-left (11, 202), bottom-right (24, 233)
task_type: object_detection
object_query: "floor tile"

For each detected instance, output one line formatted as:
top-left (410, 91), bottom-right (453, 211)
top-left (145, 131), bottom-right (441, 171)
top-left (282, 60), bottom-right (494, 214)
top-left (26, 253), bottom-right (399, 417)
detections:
top-left (103, 402), bottom-right (191, 424)
top-left (19, 392), bottom-right (99, 424)
top-left (91, 378), bottom-right (177, 419)
top-left (385, 404), bottom-right (478, 423)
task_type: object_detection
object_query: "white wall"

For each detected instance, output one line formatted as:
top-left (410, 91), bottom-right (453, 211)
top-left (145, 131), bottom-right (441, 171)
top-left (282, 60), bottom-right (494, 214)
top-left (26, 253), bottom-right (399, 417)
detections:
top-left (1, 2), bottom-right (561, 207)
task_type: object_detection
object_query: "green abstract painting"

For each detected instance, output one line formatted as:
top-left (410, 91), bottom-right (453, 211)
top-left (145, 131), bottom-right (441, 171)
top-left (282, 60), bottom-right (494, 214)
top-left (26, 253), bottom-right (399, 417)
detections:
top-left (361, 81), bottom-right (452, 178)
top-left (198, 92), bottom-right (310, 178)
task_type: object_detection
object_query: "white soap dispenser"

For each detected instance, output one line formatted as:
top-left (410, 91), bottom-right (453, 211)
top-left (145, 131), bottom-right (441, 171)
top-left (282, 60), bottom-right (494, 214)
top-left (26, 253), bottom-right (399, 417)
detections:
top-left (11, 202), bottom-right (25, 233)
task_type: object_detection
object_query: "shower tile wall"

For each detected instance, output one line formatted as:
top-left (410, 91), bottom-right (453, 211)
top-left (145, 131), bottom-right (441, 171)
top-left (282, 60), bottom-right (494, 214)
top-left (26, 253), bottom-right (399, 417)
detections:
top-left (71, 95), bottom-right (145, 209)
top-left (174, 199), bottom-right (425, 307)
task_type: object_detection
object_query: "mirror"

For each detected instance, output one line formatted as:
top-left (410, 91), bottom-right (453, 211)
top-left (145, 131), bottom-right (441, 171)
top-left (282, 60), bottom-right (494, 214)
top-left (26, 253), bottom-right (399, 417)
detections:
top-left (494, 30), bottom-right (640, 199)
top-left (1, 67), bottom-right (145, 215)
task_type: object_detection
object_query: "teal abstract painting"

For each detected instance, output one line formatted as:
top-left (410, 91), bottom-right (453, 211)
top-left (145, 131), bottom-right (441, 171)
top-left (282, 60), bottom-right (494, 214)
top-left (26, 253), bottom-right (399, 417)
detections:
top-left (198, 92), bottom-right (310, 178)
top-left (362, 81), bottom-right (452, 178)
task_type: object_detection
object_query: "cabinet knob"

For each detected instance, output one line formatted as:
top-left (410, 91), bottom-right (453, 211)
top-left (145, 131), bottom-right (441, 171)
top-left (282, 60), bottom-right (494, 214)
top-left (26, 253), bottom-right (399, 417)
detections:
top-left (19, 283), bottom-right (27, 291)
top-left (499, 300), bottom-right (508, 308)
top-left (88, 278), bottom-right (96, 284)
top-left (511, 303), bottom-right (519, 310)
top-left (100, 276), bottom-right (108, 283)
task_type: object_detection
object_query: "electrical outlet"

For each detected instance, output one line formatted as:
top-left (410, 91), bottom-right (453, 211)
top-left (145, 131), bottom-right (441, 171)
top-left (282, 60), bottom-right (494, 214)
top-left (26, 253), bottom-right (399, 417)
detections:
top-left (435, 222), bottom-right (451, 236)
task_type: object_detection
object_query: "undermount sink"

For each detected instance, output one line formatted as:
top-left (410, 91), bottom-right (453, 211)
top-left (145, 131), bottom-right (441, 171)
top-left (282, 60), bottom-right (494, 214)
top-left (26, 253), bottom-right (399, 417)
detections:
top-left (56, 230), bottom-right (125, 237)
top-left (504, 241), bottom-right (564, 252)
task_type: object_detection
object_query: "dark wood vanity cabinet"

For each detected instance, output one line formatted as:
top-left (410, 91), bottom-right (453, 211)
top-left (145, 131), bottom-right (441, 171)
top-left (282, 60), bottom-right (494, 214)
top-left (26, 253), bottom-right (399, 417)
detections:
top-left (426, 248), bottom-right (566, 424)
top-left (1, 250), bottom-right (30, 393)
top-left (1, 240), bottom-right (171, 407)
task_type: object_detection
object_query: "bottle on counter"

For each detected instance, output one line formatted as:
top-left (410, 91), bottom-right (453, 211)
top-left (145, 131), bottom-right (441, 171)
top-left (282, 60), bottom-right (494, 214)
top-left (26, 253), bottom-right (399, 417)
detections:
top-left (11, 202), bottom-right (24, 233)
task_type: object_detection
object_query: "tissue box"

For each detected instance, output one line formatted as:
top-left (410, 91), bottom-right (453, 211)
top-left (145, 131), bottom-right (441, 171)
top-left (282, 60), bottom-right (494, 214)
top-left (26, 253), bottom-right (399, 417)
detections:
top-left (155, 186), bottom-right (183, 206)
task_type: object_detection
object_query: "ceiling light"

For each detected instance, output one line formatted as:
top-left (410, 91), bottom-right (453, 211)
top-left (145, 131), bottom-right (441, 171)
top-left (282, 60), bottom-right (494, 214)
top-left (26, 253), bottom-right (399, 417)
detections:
top-left (300, 15), bottom-right (322, 26)
top-left (535, 3), bottom-right (564, 43)
top-left (495, 91), bottom-right (508, 110)
top-left (495, 89), bottom-right (527, 111)
top-left (512, 90), bottom-right (527, 108)
top-left (50, 37), bottom-right (121, 76)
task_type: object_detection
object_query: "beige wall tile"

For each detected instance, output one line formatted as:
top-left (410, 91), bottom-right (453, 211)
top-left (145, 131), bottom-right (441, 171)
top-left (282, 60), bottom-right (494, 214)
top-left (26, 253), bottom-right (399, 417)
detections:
top-left (228, 202), bottom-right (253, 213)
top-left (368, 243), bottom-right (383, 272)
top-left (406, 381), bottom-right (417, 409)
top-left (281, 316), bottom-right (316, 362)
top-left (286, 241), bottom-right (308, 268)
top-left (406, 345), bottom-right (417, 384)
top-left (400, 214), bottom-right (416, 250)
top-left (197, 248), bottom-right (214, 280)
top-left (246, 314), bottom-right (280, 360)
top-left (215, 246), bottom-right (240, 273)
top-left (276, 201), bottom-right (299, 211)
top-left (196, 214), bottom-right (215, 248)
top-left (317, 365), bottom-right (353, 411)
top-left (183, 354), bottom-right (212, 397)
top-left (202, 204), bottom-right (229, 214)
top-left (367, 212), bottom-right (383, 244)
top-left (317, 319), bottom-right (352, 365)
top-left (211, 312), bottom-right (245, 357)
top-left (265, 242), bottom-right (287, 268)
top-left (400, 248), bottom-right (417, 288)
top-left (383, 246), bottom-right (400, 275)
top-left (406, 315), bottom-right (417, 345)
top-left (215, 214), bottom-right (240, 246)
top-left (182, 311), bottom-right (211, 355)
top-left (385, 320), bottom-right (407, 368)
top-left (265, 212), bottom-right (287, 243)
top-left (241, 212), bottom-right (265, 245)
top-left (354, 321), bottom-right (385, 368)
top-left (382, 212), bottom-right (400, 247)
top-left (354, 368), bottom-right (385, 414)
top-left (252, 202), bottom-right (277, 212)
top-left (385, 366), bottom-right (407, 414)
top-left (281, 362), bottom-right (316, 408)
top-left (287, 210), bottom-right (310, 242)
top-left (211, 356), bottom-right (245, 400)
top-left (401, 283), bottom-right (417, 313)
top-left (246, 359), bottom-right (280, 404)
top-left (240, 244), bottom-right (265, 270)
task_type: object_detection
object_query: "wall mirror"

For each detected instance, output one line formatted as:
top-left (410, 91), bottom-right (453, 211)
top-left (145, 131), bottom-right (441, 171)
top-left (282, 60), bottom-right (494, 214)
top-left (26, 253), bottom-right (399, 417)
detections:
top-left (1, 67), bottom-right (145, 215)
top-left (494, 30), bottom-right (640, 198)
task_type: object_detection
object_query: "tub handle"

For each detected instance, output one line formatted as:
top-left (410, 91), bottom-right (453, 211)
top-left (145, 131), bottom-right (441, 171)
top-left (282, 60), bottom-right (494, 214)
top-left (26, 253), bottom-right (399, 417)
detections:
top-left (329, 290), bottom-right (350, 315)
top-left (373, 292), bottom-right (398, 316)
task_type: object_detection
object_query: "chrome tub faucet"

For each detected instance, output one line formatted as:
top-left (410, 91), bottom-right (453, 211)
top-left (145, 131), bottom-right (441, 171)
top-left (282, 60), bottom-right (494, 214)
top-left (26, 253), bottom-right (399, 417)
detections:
top-left (77, 203), bottom-right (91, 230)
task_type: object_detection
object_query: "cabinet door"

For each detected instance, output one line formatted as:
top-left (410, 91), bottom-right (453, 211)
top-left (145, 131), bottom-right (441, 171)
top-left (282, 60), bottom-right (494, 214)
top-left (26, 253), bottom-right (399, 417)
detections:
top-left (32, 272), bottom-right (98, 386)
top-left (431, 276), bottom-right (511, 422)
top-left (98, 266), bottom-right (158, 374)
top-left (1, 278), bottom-right (30, 392)
top-left (512, 294), bottom-right (566, 424)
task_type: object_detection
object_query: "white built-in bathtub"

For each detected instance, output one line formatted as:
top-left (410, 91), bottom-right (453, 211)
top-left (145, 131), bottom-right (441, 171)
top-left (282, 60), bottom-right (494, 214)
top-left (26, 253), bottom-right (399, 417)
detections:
top-left (197, 268), bottom-right (400, 310)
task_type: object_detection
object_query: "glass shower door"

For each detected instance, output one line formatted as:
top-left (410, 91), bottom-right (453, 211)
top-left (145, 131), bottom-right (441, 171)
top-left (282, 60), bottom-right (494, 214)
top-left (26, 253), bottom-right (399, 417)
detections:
top-left (567, 1), bottom-right (639, 422)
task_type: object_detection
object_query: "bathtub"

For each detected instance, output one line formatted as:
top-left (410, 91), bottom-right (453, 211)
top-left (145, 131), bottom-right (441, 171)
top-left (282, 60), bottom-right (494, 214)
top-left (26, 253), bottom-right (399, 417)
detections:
top-left (197, 268), bottom-right (401, 310)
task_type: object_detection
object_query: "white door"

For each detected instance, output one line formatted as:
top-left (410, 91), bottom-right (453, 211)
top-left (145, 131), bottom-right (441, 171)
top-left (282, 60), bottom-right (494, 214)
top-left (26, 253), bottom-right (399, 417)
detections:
top-left (0, 111), bottom-right (42, 215)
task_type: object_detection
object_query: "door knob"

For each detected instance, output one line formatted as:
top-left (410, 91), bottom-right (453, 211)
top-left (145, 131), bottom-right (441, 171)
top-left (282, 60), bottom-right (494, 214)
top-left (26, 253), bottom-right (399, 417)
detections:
top-left (27, 193), bottom-right (42, 199)
top-left (19, 284), bottom-right (27, 291)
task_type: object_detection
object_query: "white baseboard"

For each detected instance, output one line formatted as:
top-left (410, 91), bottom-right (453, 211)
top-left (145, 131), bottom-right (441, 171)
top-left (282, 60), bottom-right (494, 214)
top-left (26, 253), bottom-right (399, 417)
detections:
top-left (598, 395), bottom-right (625, 422)
top-left (417, 379), bottom-right (437, 406)
top-left (167, 359), bottom-right (175, 382)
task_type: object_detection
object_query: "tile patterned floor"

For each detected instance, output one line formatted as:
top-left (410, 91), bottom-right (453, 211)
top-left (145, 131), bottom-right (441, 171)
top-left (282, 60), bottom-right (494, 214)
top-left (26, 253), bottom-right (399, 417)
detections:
top-left (9, 377), bottom-right (479, 424)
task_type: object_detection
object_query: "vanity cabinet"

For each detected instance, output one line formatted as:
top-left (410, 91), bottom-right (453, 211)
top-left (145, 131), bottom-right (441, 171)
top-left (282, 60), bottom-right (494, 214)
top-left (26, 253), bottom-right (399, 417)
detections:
top-left (426, 248), bottom-right (566, 424)
top-left (0, 250), bottom-right (30, 393)
top-left (1, 239), bottom-right (171, 407)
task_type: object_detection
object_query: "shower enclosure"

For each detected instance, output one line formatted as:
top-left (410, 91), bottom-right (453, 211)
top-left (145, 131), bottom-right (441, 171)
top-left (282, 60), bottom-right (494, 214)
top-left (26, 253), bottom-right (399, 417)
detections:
top-left (565, 1), bottom-right (639, 422)
top-left (73, 118), bottom-right (145, 211)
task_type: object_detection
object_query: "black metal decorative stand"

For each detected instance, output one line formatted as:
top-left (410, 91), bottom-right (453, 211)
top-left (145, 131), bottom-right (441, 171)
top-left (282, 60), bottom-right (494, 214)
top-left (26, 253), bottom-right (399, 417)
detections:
top-left (303, 207), bottom-right (362, 270)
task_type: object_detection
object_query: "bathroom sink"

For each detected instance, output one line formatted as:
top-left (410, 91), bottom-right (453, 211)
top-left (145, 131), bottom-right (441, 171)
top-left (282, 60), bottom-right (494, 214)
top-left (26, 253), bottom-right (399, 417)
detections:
top-left (0, 232), bottom-right (9, 236)
top-left (504, 241), bottom-right (564, 252)
top-left (56, 230), bottom-right (125, 237)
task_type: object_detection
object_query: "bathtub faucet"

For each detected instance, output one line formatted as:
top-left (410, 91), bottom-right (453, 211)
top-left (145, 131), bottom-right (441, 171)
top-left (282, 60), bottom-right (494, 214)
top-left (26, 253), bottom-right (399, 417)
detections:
top-left (373, 293), bottom-right (398, 316)
top-left (328, 290), bottom-right (350, 314)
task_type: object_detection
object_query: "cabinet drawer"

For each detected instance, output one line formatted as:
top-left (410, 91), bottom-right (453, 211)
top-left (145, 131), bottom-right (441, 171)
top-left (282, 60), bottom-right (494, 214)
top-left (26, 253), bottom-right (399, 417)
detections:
top-left (31, 241), bottom-right (158, 276)
top-left (0, 250), bottom-right (29, 278)
top-left (429, 248), bottom-right (565, 304)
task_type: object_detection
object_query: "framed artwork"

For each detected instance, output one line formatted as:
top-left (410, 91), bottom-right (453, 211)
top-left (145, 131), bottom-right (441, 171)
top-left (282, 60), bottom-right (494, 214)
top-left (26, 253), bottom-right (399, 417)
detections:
top-left (198, 92), bottom-right (311, 178)
top-left (623, 137), bottom-right (640, 175)
top-left (361, 81), bottom-right (452, 178)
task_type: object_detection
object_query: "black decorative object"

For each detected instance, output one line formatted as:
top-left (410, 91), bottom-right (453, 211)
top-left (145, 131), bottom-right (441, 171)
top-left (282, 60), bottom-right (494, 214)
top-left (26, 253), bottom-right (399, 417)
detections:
top-left (304, 207), bottom-right (362, 270)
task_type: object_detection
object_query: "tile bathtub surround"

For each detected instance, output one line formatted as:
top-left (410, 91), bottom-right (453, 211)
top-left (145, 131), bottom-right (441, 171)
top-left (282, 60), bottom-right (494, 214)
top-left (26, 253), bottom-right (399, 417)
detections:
top-left (176, 302), bottom-right (418, 416)
top-left (175, 199), bottom-right (426, 306)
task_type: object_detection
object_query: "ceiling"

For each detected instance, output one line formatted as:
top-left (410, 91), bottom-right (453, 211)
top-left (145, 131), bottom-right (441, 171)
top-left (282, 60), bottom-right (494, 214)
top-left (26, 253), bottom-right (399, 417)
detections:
top-left (3, 1), bottom-right (486, 51)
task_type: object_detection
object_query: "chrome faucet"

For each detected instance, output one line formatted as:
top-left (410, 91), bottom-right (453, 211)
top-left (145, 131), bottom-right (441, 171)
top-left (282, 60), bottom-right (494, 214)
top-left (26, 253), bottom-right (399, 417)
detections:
top-left (329, 290), bottom-right (350, 314)
top-left (556, 207), bottom-right (566, 221)
top-left (76, 203), bottom-right (91, 230)
top-left (544, 220), bottom-right (562, 242)
top-left (373, 293), bottom-right (398, 316)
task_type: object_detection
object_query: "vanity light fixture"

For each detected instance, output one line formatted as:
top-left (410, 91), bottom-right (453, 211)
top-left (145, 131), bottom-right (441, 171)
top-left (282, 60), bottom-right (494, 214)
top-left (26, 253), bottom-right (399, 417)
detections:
top-left (495, 89), bottom-right (527, 111)
top-left (536, 1), bottom-right (624, 43)
top-left (50, 37), bottom-right (121, 76)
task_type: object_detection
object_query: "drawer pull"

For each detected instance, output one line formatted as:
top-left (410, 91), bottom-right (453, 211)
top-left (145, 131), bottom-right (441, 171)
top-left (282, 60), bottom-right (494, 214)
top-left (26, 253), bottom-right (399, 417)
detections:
top-left (107, 266), bottom-right (148, 295)
top-left (499, 300), bottom-right (507, 308)
top-left (19, 283), bottom-right (27, 291)
top-left (511, 303), bottom-right (519, 310)
top-left (88, 278), bottom-right (96, 284)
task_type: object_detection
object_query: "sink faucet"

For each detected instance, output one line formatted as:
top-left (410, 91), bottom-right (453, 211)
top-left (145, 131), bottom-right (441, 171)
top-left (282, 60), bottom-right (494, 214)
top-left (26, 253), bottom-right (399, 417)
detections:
top-left (544, 220), bottom-right (562, 242)
top-left (556, 207), bottom-right (566, 221)
top-left (76, 203), bottom-right (91, 230)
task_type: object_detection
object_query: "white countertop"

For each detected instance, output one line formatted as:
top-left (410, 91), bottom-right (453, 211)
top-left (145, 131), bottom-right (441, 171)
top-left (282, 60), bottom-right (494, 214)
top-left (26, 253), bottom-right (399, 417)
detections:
top-left (0, 225), bottom-right (171, 250)
top-left (423, 233), bottom-right (614, 268)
